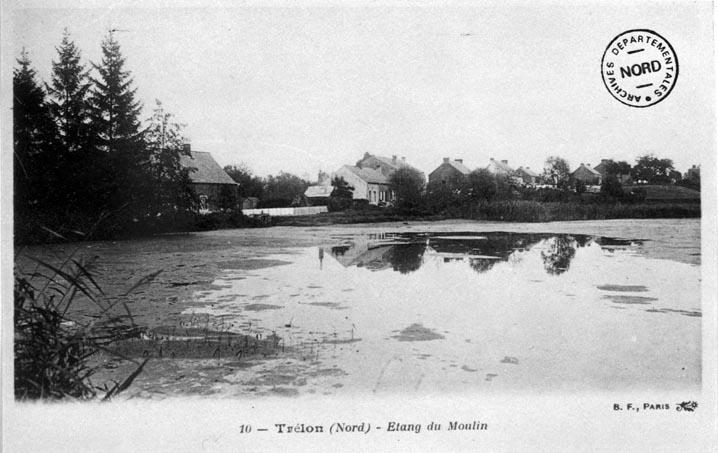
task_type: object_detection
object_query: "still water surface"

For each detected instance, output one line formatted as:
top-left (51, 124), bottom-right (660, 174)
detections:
top-left (186, 232), bottom-right (701, 394)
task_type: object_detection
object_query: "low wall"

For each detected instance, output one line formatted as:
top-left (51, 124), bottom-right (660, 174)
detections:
top-left (241, 206), bottom-right (328, 217)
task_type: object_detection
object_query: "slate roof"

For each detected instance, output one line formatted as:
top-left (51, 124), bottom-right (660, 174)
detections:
top-left (486, 159), bottom-right (513, 173)
top-left (572, 164), bottom-right (601, 176)
top-left (360, 153), bottom-right (424, 176)
top-left (179, 151), bottom-right (237, 185)
top-left (516, 166), bottom-right (539, 177)
top-left (342, 165), bottom-right (390, 184)
top-left (447, 160), bottom-right (471, 175)
top-left (429, 160), bottom-right (471, 179)
top-left (370, 154), bottom-right (402, 169)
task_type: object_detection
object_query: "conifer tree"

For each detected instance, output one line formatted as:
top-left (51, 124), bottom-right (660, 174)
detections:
top-left (13, 50), bottom-right (57, 235)
top-left (46, 30), bottom-right (103, 216)
top-left (47, 29), bottom-right (93, 156)
top-left (88, 31), bottom-right (149, 221)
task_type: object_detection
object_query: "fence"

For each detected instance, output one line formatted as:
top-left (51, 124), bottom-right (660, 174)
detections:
top-left (241, 206), bottom-right (328, 217)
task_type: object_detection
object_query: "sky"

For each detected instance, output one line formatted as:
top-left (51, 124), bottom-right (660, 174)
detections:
top-left (9, 0), bottom-right (714, 179)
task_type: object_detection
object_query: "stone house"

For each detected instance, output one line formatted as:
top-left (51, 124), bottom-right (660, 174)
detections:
top-left (486, 158), bottom-right (514, 176)
top-left (570, 163), bottom-right (602, 186)
top-left (515, 166), bottom-right (540, 185)
top-left (428, 158), bottom-right (471, 188)
top-left (333, 165), bottom-right (394, 205)
top-left (179, 146), bottom-right (238, 212)
top-left (356, 152), bottom-right (426, 181)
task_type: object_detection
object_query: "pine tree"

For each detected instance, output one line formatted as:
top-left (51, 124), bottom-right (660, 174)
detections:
top-left (13, 50), bottom-right (57, 236)
top-left (45, 29), bottom-right (103, 216)
top-left (89, 31), bottom-right (143, 155)
top-left (88, 31), bottom-right (149, 221)
top-left (14, 50), bottom-right (55, 174)
top-left (47, 29), bottom-right (93, 156)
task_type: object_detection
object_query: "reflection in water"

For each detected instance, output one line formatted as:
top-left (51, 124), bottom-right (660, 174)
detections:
top-left (328, 232), bottom-right (642, 276)
top-left (187, 227), bottom-right (699, 396)
top-left (541, 236), bottom-right (577, 275)
top-left (388, 243), bottom-right (425, 274)
top-left (469, 258), bottom-right (499, 274)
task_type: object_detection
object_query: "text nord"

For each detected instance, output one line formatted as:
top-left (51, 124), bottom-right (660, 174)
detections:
top-left (621, 60), bottom-right (661, 78)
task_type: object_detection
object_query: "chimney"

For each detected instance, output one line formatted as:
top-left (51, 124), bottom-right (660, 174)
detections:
top-left (364, 152), bottom-right (370, 159)
top-left (501, 159), bottom-right (508, 165)
top-left (402, 156), bottom-right (406, 163)
top-left (443, 157), bottom-right (450, 163)
top-left (392, 155), bottom-right (397, 164)
top-left (455, 159), bottom-right (463, 164)
top-left (601, 159), bottom-right (609, 164)
top-left (183, 143), bottom-right (191, 153)
top-left (587, 163), bottom-right (591, 167)
top-left (579, 163), bottom-right (584, 166)
top-left (490, 157), bottom-right (495, 161)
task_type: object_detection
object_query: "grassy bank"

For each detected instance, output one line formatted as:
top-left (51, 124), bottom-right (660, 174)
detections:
top-left (456, 200), bottom-right (700, 222)
top-left (274, 200), bottom-right (700, 226)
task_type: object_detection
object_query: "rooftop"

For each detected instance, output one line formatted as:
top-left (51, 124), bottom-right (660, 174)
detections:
top-left (179, 151), bottom-right (238, 185)
top-left (341, 165), bottom-right (390, 184)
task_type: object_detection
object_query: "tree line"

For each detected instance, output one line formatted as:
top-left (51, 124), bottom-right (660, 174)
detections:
top-left (222, 164), bottom-right (312, 208)
top-left (14, 30), bottom-right (195, 243)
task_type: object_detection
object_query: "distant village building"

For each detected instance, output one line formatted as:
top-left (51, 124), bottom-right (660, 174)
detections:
top-left (486, 158), bottom-right (514, 176)
top-left (333, 153), bottom-right (424, 205)
top-left (334, 165), bottom-right (393, 205)
top-left (515, 166), bottom-right (539, 186)
top-left (179, 145), bottom-right (238, 212)
top-left (570, 163), bottom-right (602, 186)
top-left (304, 170), bottom-right (334, 205)
top-left (593, 159), bottom-right (632, 184)
top-left (428, 158), bottom-right (471, 187)
top-left (304, 184), bottom-right (333, 205)
top-left (356, 152), bottom-right (423, 178)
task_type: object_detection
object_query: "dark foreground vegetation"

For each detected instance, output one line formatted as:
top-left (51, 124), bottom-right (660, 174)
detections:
top-left (14, 253), bottom-right (151, 400)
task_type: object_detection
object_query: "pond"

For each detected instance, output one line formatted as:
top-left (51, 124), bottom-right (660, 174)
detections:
top-left (184, 231), bottom-right (701, 396)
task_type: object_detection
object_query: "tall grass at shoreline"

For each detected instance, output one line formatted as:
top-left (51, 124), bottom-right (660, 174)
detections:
top-left (14, 252), bottom-right (152, 400)
top-left (273, 201), bottom-right (700, 226)
top-left (454, 200), bottom-right (701, 222)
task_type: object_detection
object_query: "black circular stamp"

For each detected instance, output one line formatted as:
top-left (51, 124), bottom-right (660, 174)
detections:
top-left (601, 29), bottom-right (678, 107)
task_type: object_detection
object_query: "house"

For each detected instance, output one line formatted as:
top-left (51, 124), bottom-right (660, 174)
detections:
top-left (333, 165), bottom-right (393, 205)
top-left (594, 159), bottom-right (632, 184)
top-left (428, 158), bottom-right (471, 188)
top-left (515, 166), bottom-right (539, 185)
top-left (570, 163), bottom-right (602, 185)
top-left (304, 184), bottom-right (333, 205)
top-left (486, 158), bottom-right (514, 176)
top-left (179, 145), bottom-right (238, 212)
top-left (333, 153), bottom-right (423, 205)
top-left (304, 171), bottom-right (333, 205)
top-left (356, 152), bottom-right (426, 181)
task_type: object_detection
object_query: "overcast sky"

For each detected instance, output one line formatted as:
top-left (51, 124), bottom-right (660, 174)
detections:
top-left (10, 1), bottom-right (714, 179)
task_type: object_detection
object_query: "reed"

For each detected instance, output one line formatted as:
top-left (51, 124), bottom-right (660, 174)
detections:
top-left (14, 246), bottom-right (155, 400)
